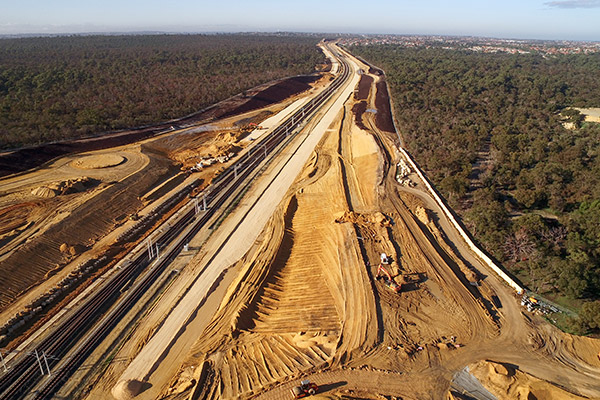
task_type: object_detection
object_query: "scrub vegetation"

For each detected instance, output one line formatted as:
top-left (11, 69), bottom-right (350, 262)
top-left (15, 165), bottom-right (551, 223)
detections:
top-left (0, 34), bottom-right (324, 149)
top-left (352, 44), bottom-right (600, 333)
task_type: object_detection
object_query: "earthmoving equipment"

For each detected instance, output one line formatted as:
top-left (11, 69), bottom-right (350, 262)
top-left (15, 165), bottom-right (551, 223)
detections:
top-left (291, 380), bottom-right (318, 398)
top-left (380, 252), bottom-right (390, 264)
top-left (376, 264), bottom-right (401, 293)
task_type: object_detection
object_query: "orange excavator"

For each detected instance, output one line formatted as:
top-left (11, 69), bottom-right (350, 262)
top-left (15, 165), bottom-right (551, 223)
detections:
top-left (376, 253), bottom-right (401, 293)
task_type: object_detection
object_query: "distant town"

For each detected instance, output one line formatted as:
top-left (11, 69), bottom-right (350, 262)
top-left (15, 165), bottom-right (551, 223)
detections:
top-left (339, 34), bottom-right (600, 55)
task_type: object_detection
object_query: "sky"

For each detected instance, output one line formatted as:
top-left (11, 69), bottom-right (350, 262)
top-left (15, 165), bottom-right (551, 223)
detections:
top-left (1, 0), bottom-right (599, 41)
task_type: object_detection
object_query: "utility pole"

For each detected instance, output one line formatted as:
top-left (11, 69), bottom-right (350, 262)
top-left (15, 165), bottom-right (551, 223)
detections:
top-left (0, 350), bottom-right (8, 372)
top-left (146, 238), bottom-right (154, 259)
top-left (42, 351), bottom-right (51, 376)
top-left (35, 349), bottom-right (44, 376)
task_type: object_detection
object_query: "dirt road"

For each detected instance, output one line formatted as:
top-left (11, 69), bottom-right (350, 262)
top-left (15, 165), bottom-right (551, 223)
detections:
top-left (12, 42), bottom-right (595, 400)
top-left (177, 46), bottom-right (600, 400)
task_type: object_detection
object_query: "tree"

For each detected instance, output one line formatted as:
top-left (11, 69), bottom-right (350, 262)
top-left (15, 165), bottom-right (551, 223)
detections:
top-left (579, 301), bottom-right (600, 331)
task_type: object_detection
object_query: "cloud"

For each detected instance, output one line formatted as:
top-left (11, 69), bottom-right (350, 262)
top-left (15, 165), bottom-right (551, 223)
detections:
top-left (545, 0), bottom-right (600, 8)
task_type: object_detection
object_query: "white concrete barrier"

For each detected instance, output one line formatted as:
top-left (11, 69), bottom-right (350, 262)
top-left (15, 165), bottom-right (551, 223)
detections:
top-left (397, 147), bottom-right (523, 294)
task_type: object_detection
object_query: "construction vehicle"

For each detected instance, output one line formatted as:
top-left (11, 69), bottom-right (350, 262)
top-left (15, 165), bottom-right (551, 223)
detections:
top-left (380, 252), bottom-right (390, 264)
top-left (291, 380), bottom-right (318, 398)
top-left (376, 264), bottom-right (401, 293)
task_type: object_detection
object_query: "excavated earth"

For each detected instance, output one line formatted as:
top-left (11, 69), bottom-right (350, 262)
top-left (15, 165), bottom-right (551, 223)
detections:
top-left (4, 49), bottom-right (600, 400)
top-left (0, 73), bottom-right (329, 349)
top-left (145, 63), bottom-right (600, 400)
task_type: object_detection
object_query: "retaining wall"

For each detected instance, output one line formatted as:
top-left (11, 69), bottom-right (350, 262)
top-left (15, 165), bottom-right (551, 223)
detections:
top-left (397, 147), bottom-right (524, 294)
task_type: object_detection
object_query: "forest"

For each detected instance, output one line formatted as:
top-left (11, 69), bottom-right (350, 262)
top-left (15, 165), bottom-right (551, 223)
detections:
top-left (0, 34), bottom-right (324, 149)
top-left (351, 44), bottom-right (600, 333)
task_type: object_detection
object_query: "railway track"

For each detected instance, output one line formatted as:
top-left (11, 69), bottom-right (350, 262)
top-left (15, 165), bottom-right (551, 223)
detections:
top-left (0, 43), bottom-right (351, 399)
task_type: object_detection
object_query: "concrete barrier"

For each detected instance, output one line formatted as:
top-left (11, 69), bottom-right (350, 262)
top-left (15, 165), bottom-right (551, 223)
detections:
top-left (346, 52), bottom-right (523, 295)
top-left (397, 147), bottom-right (523, 294)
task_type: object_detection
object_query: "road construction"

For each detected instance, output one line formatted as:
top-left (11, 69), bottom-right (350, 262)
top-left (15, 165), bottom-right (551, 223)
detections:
top-left (1, 42), bottom-right (599, 400)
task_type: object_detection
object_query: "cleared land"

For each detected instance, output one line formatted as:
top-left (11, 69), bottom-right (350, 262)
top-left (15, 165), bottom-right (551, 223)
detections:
top-left (0, 72), bottom-right (329, 352)
top-left (575, 107), bottom-right (600, 122)
top-left (96, 49), bottom-right (599, 400)
top-left (2, 43), bottom-right (599, 400)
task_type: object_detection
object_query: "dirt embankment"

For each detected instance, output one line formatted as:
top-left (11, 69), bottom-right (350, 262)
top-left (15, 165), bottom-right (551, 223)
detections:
top-left (351, 101), bottom-right (368, 130)
top-left (374, 81), bottom-right (395, 133)
top-left (0, 74), bottom-right (321, 177)
top-left (355, 75), bottom-right (373, 101)
top-left (470, 360), bottom-right (590, 400)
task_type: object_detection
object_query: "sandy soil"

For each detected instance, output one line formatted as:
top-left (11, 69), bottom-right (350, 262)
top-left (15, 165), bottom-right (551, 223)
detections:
top-left (71, 154), bottom-right (126, 169)
top-left (574, 107), bottom-right (600, 123)
top-left (148, 48), bottom-right (600, 400)
top-left (8, 43), bottom-right (599, 400)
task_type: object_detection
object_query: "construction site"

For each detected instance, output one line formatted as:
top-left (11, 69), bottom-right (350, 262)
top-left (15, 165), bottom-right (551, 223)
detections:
top-left (1, 42), bottom-right (600, 400)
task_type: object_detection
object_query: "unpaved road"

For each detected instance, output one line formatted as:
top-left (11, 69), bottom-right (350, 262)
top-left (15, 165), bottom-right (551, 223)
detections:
top-left (179, 45), bottom-right (600, 400)
top-left (13, 42), bottom-right (597, 400)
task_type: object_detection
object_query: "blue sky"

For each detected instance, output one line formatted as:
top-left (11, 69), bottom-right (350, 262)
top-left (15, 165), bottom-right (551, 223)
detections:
top-left (1, 0), bottom-right (599, 40)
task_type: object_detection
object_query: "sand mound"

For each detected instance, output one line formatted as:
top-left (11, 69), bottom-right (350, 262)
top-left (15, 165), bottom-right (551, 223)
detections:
top-left (415, 206), bottom-right (430, 224)
top-left (111, 379), bottom-right (145, 400)
top-left (293, 332), bottom-right (337, 350)
top-left (72, 154), bottom-right (124, 169)
top-left (32, 177), bottom-right (96, 198)
top-left (470, 360), bottom-right (587, 400)
top-left (31, 186), bottom-right (57, 198)
top-left (334, 210), bottom-right (391, 227)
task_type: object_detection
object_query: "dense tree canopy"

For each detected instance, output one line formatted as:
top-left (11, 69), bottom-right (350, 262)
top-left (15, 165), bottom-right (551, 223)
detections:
top-left (351, 44), bottom-right (600, 332)
top-left (0, 34), bottom-right (324, 149)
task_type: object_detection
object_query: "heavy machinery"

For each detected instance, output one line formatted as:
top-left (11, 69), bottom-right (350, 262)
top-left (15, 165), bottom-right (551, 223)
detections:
top-left (291, 380), bottom-right (318, 398)
top-left (376, 263), bottom-right (401, 293)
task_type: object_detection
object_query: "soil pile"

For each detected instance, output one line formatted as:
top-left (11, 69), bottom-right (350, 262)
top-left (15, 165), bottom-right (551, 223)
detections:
top-left (334, 211), bottom-right (391, 227)
top-left (111, 379), bottom-right (145, 400)
top-left (470, 360), bottom-right (589, 400)
top-left (31, 186), bottom-right (57, 198)
top-left (31, 177), bottom-right (96, 198)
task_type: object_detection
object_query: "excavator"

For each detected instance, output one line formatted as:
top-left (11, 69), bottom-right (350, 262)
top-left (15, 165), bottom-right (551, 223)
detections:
top-left (376, 253), bottom-right (401, 293)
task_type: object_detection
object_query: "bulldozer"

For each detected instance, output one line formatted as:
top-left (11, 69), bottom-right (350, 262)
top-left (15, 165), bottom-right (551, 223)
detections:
top-left (291, 380), bottom-right (318, 398)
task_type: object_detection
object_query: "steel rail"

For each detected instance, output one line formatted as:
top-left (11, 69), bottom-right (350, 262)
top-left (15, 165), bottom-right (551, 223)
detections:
top-left (0, 44), bottom-right (351, 400)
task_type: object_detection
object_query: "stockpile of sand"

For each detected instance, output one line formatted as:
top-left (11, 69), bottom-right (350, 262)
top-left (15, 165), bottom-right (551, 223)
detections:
top-left (72, 154), bottom-right (124, 169)
top-left (111, 379), bottom-right (146, 400)
top-left (470, 360), bottom-right (588, 400)
top-left (31, 177), bottom-right (95, 198)
top-left (31, 186), bottom-right (58, 198)
top-left (334, 210), bottom-right (391, 227)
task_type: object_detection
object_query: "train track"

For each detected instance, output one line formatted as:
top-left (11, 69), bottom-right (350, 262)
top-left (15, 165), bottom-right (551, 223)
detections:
top-left (0, 43), bottom-right (351, 399)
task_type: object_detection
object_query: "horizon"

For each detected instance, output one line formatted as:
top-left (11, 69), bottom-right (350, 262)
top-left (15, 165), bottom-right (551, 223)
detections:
top-left (2, 0), bottom-right (600, 42)
top-left (0, 30), bottom-right (599, 44)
